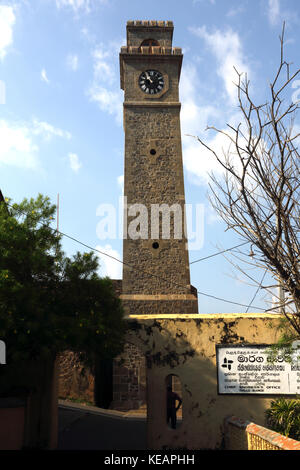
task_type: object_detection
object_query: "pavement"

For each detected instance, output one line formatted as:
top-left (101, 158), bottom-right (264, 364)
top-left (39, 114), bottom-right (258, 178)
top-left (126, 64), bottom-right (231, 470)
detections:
top-left (58, 400), bottom-right (147, 450)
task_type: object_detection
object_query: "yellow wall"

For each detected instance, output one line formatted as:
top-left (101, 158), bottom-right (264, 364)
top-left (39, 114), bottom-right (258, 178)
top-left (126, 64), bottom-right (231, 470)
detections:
top-left (125, 313), bottom-right (283, 450)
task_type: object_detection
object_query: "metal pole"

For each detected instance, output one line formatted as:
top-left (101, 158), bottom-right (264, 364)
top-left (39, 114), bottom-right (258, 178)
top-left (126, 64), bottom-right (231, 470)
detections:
top-left (57, 193), bottom-right (59, 233)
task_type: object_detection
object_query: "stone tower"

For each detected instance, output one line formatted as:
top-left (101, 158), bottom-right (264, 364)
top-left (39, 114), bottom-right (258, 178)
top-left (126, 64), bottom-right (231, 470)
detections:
top-left (120, 20), bottom-right (198, 316)
top-left (111, 21), bottom-right (198, 411)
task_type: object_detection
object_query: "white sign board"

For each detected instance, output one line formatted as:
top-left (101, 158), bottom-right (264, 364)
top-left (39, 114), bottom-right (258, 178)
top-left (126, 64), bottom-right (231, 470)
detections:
top-left (216, 344), bottom-right (300, 395)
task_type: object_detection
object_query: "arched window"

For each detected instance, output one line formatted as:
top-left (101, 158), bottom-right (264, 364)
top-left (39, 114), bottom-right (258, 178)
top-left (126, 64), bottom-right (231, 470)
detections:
top-left (140, 38), bottom-right (160, 47)
top-left (166, 374), bottom-right (183, 429)
top-left (140, 39), bottom-right (160, 53)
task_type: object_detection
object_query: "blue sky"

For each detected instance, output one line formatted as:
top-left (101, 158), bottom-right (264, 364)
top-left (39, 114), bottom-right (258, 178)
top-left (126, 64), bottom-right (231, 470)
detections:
top-left (0, 0), bottom-right (299, 313)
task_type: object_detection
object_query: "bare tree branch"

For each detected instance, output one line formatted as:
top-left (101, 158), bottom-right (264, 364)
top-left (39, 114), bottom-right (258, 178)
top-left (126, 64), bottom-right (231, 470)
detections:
top-left (194, 23), bottom-right (300, 336)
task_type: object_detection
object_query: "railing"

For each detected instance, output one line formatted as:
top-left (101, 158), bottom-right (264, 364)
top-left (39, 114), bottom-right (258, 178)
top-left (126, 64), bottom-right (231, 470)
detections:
top-left (225, 416), bottom-right (300, 450)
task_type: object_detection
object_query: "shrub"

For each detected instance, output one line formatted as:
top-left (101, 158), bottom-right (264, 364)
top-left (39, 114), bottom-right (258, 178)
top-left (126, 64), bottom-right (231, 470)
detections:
top-left (265, 397), bottom-right (300, 441)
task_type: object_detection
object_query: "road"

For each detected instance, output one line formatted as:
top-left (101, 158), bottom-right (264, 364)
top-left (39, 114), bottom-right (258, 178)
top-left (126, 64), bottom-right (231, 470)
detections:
top-left (58, 401), bottom-right (147, 450)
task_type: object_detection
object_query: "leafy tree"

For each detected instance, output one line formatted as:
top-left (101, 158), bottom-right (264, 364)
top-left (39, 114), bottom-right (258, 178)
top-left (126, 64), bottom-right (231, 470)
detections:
top-left (0, 193), bottom-right (126, 447)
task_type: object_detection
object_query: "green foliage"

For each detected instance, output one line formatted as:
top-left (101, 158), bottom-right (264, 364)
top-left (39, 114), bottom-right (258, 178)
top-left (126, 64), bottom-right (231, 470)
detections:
top-left (275, 317), bottom-right (300, 346)
top-left (267, 317), bottom-right (300, 363)
top-left (0, 194), bottom-right (126, 391)
top-left (265, 397), bottom-right (300, 440)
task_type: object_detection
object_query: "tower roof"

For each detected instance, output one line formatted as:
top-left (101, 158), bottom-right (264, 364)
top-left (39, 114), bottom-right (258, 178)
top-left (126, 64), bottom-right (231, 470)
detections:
top-left (120, 20), bottom-right (182, 90)
top-left (126, 20), bottom-right (174, 28)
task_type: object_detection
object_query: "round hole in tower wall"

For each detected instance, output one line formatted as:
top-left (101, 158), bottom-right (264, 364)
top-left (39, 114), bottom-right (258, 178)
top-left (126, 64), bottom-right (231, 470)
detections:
top-left (152, 242), bottom-right (159, 249)
top-left (150, 149), bottom-right (156, 155)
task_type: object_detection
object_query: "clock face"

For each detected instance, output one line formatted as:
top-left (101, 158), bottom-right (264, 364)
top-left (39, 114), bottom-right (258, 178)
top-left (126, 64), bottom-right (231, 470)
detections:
top-left (139, 70), bottom-right (164, 94)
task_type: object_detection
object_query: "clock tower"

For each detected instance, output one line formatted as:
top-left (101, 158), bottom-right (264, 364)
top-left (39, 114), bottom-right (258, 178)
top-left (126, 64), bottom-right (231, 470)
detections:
top-left (110, 20), bottom-right (198, 412)
top-left (120, 20), bottom-right (198, 316)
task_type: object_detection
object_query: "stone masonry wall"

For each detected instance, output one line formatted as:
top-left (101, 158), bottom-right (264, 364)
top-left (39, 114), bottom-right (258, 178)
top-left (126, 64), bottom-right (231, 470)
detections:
top-left (58, 351), bottom-right (95, 404)
top-left (120, 28), bottom-right (197, 317)
top-left (111, 342), bottom-right (146, 411)
top-left (122, 104), bottom-right (198, 314)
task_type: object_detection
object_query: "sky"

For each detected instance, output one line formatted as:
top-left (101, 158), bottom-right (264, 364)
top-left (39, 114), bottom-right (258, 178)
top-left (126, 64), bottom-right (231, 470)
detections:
top-left (0, 0), bottom-right (299, 314)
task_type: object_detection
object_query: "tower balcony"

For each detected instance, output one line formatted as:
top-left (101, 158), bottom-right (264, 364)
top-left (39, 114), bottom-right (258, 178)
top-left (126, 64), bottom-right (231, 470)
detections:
top-left (120, 46), bottom-right (182, 56)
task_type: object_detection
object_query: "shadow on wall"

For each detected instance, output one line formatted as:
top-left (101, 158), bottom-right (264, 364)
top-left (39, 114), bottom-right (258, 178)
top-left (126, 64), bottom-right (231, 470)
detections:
top-left (111, 342), bottom-right (147, 411)
top-left (126, 316), bottom-right (280, 450)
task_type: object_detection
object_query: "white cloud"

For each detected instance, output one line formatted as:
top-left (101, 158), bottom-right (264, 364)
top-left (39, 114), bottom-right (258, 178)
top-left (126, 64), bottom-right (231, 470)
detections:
top-left (266, 0), bottom-right (298, 27)
top-left (55, 0), bottom-right (91, 13)
top-left (183, 113), bottom-right (272, 208)
top-left (177, 51), bottom-right (246, 195)
top-left (87, 42), bottom-right (123, 125)
top-left (95, 244), bottom-right (122, 279)
top-left (0, 120), bottom-right (39, 169)
top-left (92, 46), bottom-right (114, 80)
top-left (182, 94), bottom-right (257, 189)
top-left (183, 131), bottom-right (229, 186)
top-left (0, 5), bottom-right (16, 60)
top-left (193, 0), bottom-right (215, 4)
top-left (179, 62), bottom-right (229, 189)
top-left (88, 85), bottom-right (122, 125)
top-left (66, 53), bottom-right (79, 71)
top-left (0, 118), bottom-right (72, 170)
top-left (68, 152), bottom-right (82, 172)
top-left (0, 80), bottom-right (6, 104)
top-left (41, 68), bottom-right (50, 84)
top-left (206, 203), bottom-right (222, 225)
top-left (55, 0), bottom-right (107, 14)
top-left (180, 63), bottom-right (221, 136)
top-left (32, 119), bottom-right (72, 140)
top-left (190, 25), bottom-right (250, 104)
top-left (226, 6), bottom-right (245, 17)
top-left (268, 0), bottom-right (280, 26)
top-left (117, 175), bottom-right (124, 192)
top-left (80, 27), bottom-right (97, 44)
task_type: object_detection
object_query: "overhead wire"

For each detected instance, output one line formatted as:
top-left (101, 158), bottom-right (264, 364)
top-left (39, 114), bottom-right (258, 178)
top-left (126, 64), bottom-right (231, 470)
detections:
top-left (44, 229), bottom-right (267, 311)
top-left (245, 269), bottom-right (268, 313)
top-left (189, 241), bottom-right (250, 265)
top-left (2, 200), bottom-right (267, 311)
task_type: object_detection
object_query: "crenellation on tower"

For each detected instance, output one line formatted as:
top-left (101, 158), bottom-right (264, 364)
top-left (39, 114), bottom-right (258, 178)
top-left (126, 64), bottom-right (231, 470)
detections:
top-left (126, 20), bottom-right (174, 49)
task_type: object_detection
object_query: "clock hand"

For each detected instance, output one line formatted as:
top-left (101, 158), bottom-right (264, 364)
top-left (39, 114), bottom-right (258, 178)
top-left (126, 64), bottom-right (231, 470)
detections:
top-left (146, 72), bottom-right (153, 83)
